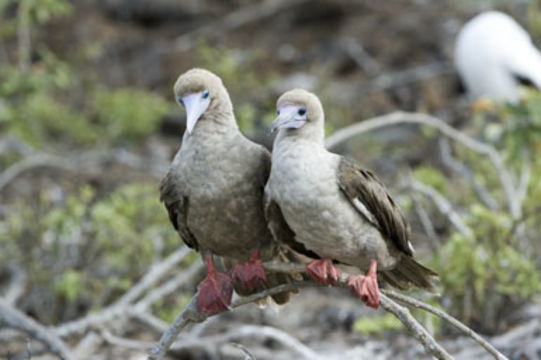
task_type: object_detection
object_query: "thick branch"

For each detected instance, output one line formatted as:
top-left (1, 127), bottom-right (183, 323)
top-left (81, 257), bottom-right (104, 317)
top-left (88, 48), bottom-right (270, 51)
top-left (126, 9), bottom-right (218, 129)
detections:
top-left (149, 262), bottom-right (455, 360)
top-left (0, 299), bottom-right (73, 360)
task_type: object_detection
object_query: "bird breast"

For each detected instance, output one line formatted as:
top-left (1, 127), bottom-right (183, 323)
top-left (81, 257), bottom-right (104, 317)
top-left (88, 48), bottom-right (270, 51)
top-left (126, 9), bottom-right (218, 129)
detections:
top-left (269, 142), bottom-right (397, 270)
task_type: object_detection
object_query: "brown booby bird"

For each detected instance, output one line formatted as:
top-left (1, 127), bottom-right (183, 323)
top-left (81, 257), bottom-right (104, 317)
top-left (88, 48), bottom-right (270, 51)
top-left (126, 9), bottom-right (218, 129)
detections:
top-left (265, 89), bottom-right (436, 308)
top-left (160, 68), bottom-right (291, 314)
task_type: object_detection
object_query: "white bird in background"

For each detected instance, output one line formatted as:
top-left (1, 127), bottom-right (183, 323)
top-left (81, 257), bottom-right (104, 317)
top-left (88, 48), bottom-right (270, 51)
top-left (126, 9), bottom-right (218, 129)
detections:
top-left (454, 11), bottom-right (541, 103)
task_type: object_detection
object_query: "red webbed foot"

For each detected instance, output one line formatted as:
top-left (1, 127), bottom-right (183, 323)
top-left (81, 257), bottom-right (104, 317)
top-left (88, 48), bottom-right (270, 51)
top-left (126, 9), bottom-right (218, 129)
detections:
top-left (306, 258), bottom-right (342, 286)
top-left (347, 259), bottom-right (380, 309)
top-left (231, 250), bottom-right (266, 290)
top-left (197, 254), bottom-right (233, 315)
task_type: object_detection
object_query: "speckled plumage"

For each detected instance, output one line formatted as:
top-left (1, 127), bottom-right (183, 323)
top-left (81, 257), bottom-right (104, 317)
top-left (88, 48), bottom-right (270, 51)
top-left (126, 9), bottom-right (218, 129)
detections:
top-left (266, 89), bottom-right (436, 291)
top-left (160, 69), bottom-right (292, 304)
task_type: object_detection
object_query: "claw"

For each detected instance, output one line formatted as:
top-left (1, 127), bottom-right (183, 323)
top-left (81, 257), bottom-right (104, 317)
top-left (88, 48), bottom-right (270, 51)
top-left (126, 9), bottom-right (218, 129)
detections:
top-left (232, 250), bottom-right (266, 290)
top-left (347, 259), bottom-right (380, 309)
top-left (197, 254), bottom-right (233, 315)
top-left (306, 258), bottom-right (342, 286)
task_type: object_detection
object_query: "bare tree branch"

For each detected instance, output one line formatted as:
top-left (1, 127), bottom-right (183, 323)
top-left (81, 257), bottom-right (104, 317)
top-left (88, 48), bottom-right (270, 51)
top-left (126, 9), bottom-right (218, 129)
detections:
top-left (438, 137), bottom-right (499, 211)
top-left (406, 179), bottom-right (473, 239)
top-left (148, 262), bottom-right (462, 360)
top-left (412, 194), bottom-right (440, 251)
top-left (3, 265), bottom-right (26, 306)
top-left (115, 247), bottom-right (191, 307)
top-left (54, 247), bottom-right (193, 337)
top-left (0, 299), bottom-right (73, 360)
top-left (384, 289), bottom-right (508, 360)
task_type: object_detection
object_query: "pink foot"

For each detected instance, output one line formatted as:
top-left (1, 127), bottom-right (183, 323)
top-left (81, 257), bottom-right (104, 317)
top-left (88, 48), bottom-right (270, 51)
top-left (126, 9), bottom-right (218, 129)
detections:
top-left (306, 258), bottom-right (342, 286)
top-left (197, 254), bottom-right (233, 315)
top-left (347, 259), bottom-right (380, 309)
top-left (231, 250), bottom-right (266, 290)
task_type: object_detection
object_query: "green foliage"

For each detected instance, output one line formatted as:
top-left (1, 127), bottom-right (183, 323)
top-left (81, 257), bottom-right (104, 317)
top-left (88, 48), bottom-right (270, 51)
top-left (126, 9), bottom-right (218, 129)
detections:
top-left (9, 92), bottom-right (98, 146)
top-left (94, 87), bottom-right (170, 142)
top-left (91, 183), bottom-right (179, 275)
top-left (0, 183), bottom-right (183, 323)
top-left (413, 166), bottom-right (448, 193)
top-left (353, 313), bottom-right (403, 335)
top-left (27, 0), bottom-right (72, 24)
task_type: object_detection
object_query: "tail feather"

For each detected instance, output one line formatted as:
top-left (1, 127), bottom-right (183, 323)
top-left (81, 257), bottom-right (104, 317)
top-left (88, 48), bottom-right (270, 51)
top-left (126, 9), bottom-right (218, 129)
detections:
top-left (381, 256), bottom-right (438, 291)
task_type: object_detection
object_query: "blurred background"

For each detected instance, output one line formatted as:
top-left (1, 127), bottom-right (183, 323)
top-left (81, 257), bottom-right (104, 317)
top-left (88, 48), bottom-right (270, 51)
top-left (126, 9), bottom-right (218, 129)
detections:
top-left (2, 0), bottom-right (541, 359)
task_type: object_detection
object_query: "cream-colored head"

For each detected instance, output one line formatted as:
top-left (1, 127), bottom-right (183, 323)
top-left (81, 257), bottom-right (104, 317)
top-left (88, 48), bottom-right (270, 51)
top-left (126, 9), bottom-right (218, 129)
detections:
top-left (173, 68), bottom-right (235, 135)
top-left (271, 89), bottom-right (325, 144)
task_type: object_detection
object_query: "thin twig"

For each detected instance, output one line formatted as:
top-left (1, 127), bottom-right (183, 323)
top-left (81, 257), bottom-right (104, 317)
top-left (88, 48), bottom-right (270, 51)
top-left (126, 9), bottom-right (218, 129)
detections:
top-left (17, 0), bottom-right (30, 72)
top-left (412, 194), bottom-right (440, 251)
top-left (54, 247), bottom-right (192, 337)
top-left (0, 299), bottom-right (73, 360)
top-left (324, 111), bottom-right (519, 218)
top-left (115, 247), bottom-right (191, 307)
top-left (378, 293), bottom-right (453, 360)
top-left (358, 62), bottom-right (454, 95)
top-left (438, 137), bottom-right (499, 211)
top-left (134, 260), bottom-right (204, 312)
top-left (384, 289), bottom-right (508, 360)
top-left (406, 179), bottom-right (473, 239)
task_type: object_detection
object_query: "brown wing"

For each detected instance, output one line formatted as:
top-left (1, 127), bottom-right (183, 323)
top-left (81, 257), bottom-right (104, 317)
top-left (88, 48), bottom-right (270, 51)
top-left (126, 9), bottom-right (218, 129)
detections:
top-left (159, 171), bottom-right (199, 251)
top-left (264, 194), bottom-right (320, 260)
top-left (337, 158), bottom-right (413, 256)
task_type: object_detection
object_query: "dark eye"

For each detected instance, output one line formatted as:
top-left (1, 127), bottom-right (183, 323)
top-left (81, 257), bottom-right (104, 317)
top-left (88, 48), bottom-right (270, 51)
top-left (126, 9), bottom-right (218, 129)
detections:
top-left (202, 90), bottom-right (209, 99)
top-left (177, 97), bottom-right (184, 105)
top-left (277, 109), bottom-right (280, 115)
top-left (298, 107), bottom-right (306, 116)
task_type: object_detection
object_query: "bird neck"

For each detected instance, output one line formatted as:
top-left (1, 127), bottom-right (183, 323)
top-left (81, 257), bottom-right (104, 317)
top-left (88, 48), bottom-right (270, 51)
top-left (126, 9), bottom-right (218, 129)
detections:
top-left (274, 126), bottom-right (325, 149)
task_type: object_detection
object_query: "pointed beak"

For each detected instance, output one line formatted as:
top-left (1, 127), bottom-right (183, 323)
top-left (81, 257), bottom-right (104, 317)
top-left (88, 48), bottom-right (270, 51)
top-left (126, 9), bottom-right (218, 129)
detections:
top-left (181, 92), bottom-right (210, 135)
top-left (270, 105), bottom-right (307, 133)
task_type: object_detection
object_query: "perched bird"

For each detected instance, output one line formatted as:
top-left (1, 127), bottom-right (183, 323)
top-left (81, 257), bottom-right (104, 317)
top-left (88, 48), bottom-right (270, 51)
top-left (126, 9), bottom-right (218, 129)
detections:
top-left (265, 89), bottom-right (436, 309)
top-left (454, 11), bottom-right (541, 103)
top-left (160, 68), bottom-right (291, 315)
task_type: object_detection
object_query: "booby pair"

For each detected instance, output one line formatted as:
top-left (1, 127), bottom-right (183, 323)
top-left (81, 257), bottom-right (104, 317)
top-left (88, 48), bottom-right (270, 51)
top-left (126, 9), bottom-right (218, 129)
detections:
top-left (161, 69), bottom-right (435, 313)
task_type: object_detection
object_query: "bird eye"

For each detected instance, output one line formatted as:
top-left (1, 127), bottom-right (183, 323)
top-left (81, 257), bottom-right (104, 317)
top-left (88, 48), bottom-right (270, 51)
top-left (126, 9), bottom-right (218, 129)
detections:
top-left (177, 97), bottom-right (184, 105)
top-left (277, 109), bottom-right (280, 115)
top-left (298, 107), bottom-right (306, 116)
top-left (202, 90), bottom-right (209, 99)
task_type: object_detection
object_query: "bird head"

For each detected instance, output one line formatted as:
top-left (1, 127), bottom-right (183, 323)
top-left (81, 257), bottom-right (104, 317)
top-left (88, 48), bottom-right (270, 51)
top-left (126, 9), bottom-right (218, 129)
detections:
top-left (173, 68), bottom-right (234, 135)
top-left (271, 89), bottom-right (325, 143)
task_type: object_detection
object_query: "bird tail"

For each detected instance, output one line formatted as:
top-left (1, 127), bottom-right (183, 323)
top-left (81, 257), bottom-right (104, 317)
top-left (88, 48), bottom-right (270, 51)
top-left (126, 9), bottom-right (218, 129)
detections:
top-left (380, 256), bottom-right (438, 291)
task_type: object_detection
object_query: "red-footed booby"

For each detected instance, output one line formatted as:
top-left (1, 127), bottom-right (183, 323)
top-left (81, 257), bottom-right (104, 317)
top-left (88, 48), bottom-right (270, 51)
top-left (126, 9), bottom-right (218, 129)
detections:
top-left (265, 89), bottom-right (437, 309)
top-left (160, 68), bottom-right (291, 315)
top-left (454, 11), bottom-right (541, 103)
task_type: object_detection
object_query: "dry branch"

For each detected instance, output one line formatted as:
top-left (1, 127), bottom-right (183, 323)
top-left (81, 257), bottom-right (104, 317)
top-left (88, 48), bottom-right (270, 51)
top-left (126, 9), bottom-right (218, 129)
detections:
top-left (148, 260), bottom-right (510, 360)
top-left (54, 247), bottom-right (193, 337)
top-left (406, 178), bottom-right (472, 239)
top-left (0, 299), bottom-right (73, 360)
top-left (384, 290), bottom-right (508, 360)
top-left (438, 137), bottom-right (499, 211)
top-left (3, 265), bottom-right (26, 306)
